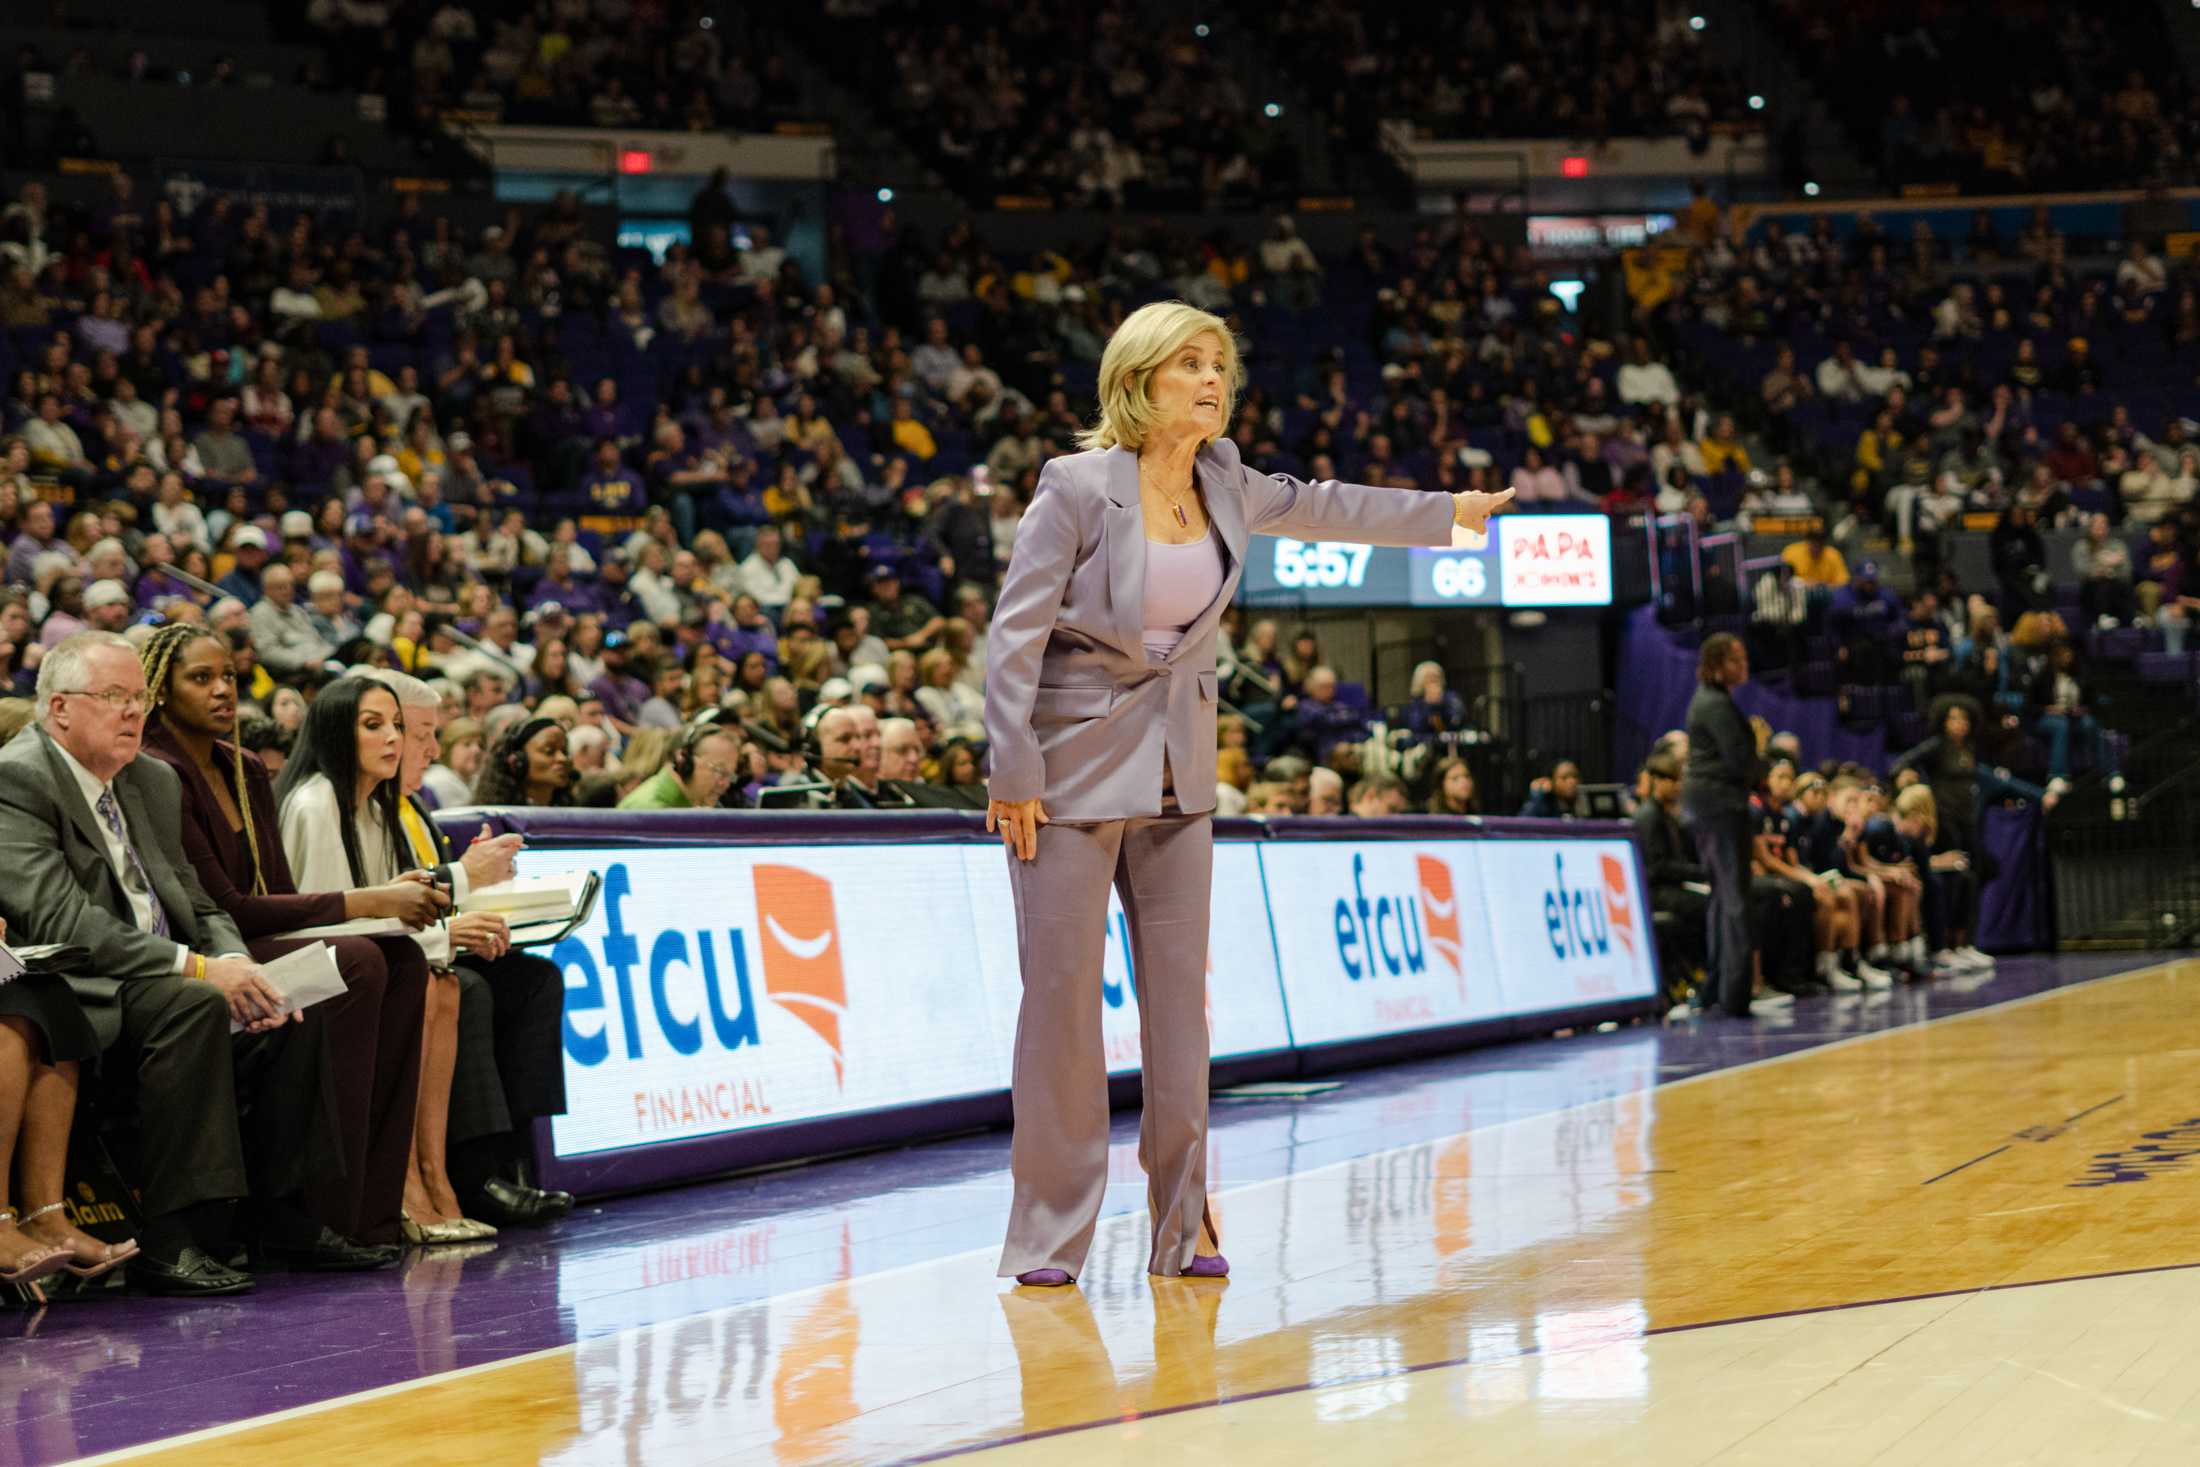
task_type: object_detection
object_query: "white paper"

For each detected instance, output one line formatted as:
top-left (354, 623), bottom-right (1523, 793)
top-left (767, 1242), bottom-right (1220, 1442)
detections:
top-left (269, 916), bottom-right (413, 942)
top-left (229, 942), bottom-right (349, 1034)
top-left (0, 943), bottom-right (22, 987)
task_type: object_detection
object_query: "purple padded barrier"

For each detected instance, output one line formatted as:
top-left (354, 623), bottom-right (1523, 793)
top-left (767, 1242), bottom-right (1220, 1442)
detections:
top-left (435, 806), bottom-right (1662, 1200)
top-left (1612, 603), bottom-right (1890, 775)
top-left (1980, 802), bottom-right (2048, 953)
top-left (1611, 602), bottom-right (2046, 952)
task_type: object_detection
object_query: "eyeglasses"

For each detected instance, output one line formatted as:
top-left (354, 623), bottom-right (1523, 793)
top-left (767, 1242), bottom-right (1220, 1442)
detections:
top-left (695, 757), bottom-right (739, 782)
top-left (60, 687), bottom-right (150, 713)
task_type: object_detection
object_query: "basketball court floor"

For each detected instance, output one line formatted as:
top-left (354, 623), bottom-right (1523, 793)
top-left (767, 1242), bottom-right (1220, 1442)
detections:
top-left (12, 951), bottom-right (2200, 1465)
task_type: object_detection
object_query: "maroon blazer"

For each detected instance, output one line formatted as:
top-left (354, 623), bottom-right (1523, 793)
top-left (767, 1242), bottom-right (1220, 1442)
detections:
top-left (142, 720), bottom-right (348, 940)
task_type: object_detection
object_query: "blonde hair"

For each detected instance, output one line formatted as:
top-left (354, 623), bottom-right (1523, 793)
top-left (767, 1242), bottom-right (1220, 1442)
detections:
top-left (917, 646), bottom-right (956, 685)
top-left (1076, 301), bottom-right (1242, 452)
top-left (2009, 610), bottom-right (2065, 651)
top-left (617, 726), bottom-right (675, 782)
top-left (1894, 783), bottom-right (1938, 843)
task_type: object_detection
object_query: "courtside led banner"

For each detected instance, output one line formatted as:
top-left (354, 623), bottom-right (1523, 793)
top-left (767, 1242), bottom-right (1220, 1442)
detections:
top-left (518, 828), bottom-right (1655, 1164)
top-left (1256, 837), bottom-right (1655, 1048)
top-left (1243, 514), bottom-right (1614, 609)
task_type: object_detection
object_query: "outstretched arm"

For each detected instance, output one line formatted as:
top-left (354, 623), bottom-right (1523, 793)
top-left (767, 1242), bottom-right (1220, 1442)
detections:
top-left (1240, 464), bottom-right (1513, 546)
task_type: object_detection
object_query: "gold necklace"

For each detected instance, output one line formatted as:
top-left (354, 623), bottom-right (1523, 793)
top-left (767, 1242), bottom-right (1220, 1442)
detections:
top-left (1144, 474), bottom-right (1199, 529)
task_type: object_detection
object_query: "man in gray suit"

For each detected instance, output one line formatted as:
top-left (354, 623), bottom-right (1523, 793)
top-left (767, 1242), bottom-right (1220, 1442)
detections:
top-left (0, 632), bottom-right (391, 1294)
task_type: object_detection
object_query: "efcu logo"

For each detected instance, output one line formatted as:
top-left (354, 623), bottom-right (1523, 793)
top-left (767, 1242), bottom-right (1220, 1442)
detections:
top-left (1417, 854), bottom-right (1463, 975)
top-left (1600, 853), bottom-right (1635, 958)
top-left (754, 864), bottom-right (849, 1086)
top-left (1543, 852), bottom-right (1628, 962)
top-left (558, 860), bottom-right (849, 1087)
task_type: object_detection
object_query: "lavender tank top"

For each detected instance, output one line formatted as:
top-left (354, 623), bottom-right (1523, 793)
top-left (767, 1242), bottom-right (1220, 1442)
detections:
top-left (1142, 528), bottom-right (1224, 662)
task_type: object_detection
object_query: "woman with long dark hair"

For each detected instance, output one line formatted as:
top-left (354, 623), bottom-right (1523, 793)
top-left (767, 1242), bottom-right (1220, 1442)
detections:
top-left (471, 717), bottom-right (575, 806)
top-left (1424, 755), bottom-right (1479, 815)
top-left (524, 637), bottom-right (581, 705)
top-left (276, 678), bottom-right (495, 1243)
top-left (140, 625), bottom-right (442, 1251)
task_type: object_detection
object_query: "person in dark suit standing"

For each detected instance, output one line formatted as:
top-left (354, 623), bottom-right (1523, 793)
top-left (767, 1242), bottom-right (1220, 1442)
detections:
top-left (1681, 633), bottom-right (1766, 1018)
top-left (0, 632), bottom-right (391, 1296)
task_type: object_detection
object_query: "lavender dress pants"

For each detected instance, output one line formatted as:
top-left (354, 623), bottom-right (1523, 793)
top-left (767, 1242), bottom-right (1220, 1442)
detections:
top-left (997, 803), bottom-right (1219, 1279)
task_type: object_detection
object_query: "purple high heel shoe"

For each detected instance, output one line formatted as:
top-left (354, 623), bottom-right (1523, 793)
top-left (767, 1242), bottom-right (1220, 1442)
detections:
top-left (1014, 1268), bottom-right (1075, 1287)
top-left (1184, 1254), bottom-right (1229, 1278)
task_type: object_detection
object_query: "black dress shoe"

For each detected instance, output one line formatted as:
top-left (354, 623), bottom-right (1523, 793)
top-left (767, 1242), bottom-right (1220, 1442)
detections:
top-left (252, 1227), bottom-right (402, 1273)
top-left (128, 1246), bottom-right (256, 1297)
top-left (471, 1177), bottom-right (574, 1228)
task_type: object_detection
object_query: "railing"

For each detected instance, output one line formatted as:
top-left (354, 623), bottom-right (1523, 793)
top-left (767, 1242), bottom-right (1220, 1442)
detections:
top-left (2049, 778), bottom-right (2200, 949)
top-left (1352, 659), bottom-right (1613, 814)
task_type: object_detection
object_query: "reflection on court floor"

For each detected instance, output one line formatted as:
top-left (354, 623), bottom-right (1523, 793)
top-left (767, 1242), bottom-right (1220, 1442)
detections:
top-left (64, 957), bottom-right (2200, 1466)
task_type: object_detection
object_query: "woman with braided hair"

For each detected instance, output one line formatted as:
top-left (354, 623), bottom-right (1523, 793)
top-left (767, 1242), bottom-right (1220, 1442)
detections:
top-left (139, 624), bottom-right (448, 1252)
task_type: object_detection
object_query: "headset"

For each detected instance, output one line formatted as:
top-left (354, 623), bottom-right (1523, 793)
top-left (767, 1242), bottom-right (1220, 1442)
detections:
top-left (798, 704), bottom-right (830, 765)
top-left (503, 716), bottom-right (560, 778)
top-left (670, 719), bottom-right (720, 780)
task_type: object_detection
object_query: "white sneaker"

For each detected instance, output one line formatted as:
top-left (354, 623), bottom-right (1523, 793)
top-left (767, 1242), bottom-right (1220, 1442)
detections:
top-left (1748, 995), bottom-right (1796, 1019)
top-left (1826, 967), bottom-right (1863, 991)
top-left (1955, 945), bottom-right (1996, 970)
top-left (1856, 960), bottom-right (1895, 989)
top-left (1752, 990), bottom-right (1795, 1008)
top-left (1932, 949), bottom-right (1967, 974)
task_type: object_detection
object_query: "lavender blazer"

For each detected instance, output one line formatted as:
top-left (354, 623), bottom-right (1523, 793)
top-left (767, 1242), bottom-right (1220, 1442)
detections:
top-left (983, 438), bottom-right (1456, 820)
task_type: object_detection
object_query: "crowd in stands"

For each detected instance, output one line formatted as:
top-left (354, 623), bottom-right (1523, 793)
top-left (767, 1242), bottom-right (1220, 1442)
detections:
top-left (9, 145), bottom-right (2185, 827)
top-left (1244, 0), bottom-right (1747, 149)
top-left (1635, 192), bottom-right (2200, 791)
top-left (298, 0), bottom-right (805, 136)
top-left (1764, 1), bottom-right (2193, 193)
top-left (0, 147), bottom-right (1747, 831)
top-left (808, 0), bottom-right (1293, 210)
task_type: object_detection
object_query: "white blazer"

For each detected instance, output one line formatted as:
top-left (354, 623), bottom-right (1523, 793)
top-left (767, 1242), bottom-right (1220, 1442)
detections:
top-left (279, 772), bottom-right (455, 967)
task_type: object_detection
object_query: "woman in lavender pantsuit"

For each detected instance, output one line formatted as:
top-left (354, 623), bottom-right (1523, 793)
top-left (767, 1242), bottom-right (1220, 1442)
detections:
top-left (983, 301), bottom-right (1513, 1286)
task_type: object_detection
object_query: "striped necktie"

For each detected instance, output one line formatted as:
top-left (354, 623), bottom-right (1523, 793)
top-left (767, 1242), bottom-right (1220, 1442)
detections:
top-left (96, 787), bottom-right (170, 938)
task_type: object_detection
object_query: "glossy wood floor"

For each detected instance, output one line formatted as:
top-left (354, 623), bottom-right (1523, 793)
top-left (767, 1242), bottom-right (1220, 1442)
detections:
top-left (99, 959), bottom-right (2200, 1466)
